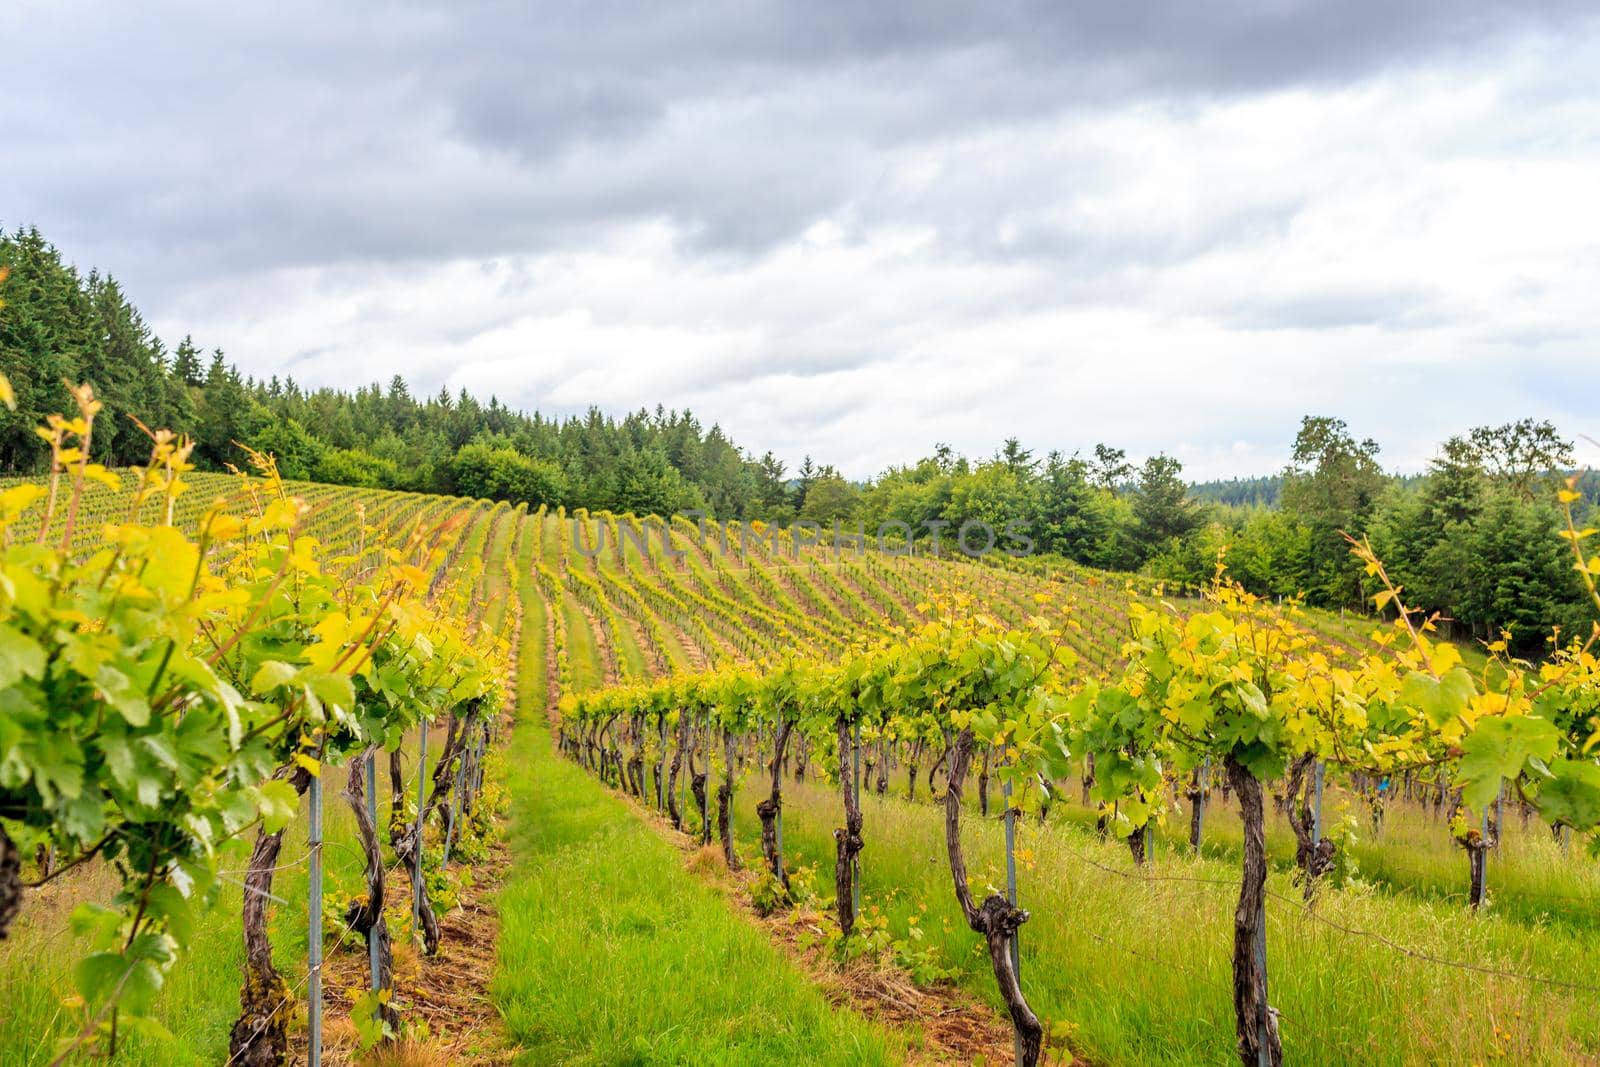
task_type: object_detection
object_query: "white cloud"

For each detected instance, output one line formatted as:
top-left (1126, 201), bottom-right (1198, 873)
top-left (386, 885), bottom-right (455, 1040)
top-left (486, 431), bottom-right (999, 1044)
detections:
top-left (9, 2), bottom-right (1599, 481)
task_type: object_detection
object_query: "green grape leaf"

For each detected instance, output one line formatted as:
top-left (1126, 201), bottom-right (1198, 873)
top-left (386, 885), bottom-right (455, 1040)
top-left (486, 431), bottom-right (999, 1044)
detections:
top-left (0, 622), bottom-right (46, 688)
top-left (254, 779), bottom-right (301, 834)
top-left (1457, 715), bottom-right (1560, 810)
top-left (1538, 759), bottom-right (1600, 831)
top-left (250, 660), bottom-right (300, 694)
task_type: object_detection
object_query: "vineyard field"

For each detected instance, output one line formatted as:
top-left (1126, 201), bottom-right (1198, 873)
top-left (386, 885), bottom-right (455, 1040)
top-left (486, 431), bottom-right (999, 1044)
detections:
top-left (7, 11), bottom-right (1598, 1063)
top-left (2, 461), bottom-right (1597, 1066)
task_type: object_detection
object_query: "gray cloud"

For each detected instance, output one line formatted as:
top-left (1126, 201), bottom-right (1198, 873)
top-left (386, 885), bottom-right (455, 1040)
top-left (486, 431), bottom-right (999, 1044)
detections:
top-left (3, 1), bottom-right (1598, 478)
top-left (5, 0), bottom-right (1595, 285)
top-left (1216, 284), bottom-right (1443, 331)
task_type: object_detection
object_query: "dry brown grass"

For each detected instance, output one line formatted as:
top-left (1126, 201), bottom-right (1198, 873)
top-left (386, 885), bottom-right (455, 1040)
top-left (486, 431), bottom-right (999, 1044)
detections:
top-left (288, 836), bottom-right (515, 1066)
top-left (685, 842), bottom-right (725, 875)
top-left (356, 1037), bottom-right (452, 1067)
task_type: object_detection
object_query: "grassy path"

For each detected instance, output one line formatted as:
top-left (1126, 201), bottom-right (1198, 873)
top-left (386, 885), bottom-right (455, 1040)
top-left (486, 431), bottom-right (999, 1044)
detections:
top-left (491, 723), bottom-right (911, 1066)
top-left (496, 509), bottom-right (912, 1065)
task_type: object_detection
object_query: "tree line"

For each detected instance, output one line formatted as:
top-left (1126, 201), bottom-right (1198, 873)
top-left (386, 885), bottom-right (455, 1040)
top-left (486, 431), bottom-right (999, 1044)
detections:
top-left (0, 226), bottom-right (792, 519)
top-left (787, 419), bottom-right (1595, 654)
top-left (3, 224), bottom-right (1591, 651)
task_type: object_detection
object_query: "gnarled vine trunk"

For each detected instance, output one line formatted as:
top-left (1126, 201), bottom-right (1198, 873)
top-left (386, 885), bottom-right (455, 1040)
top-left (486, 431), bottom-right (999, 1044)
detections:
top-left (717, 729), bottom-right (740, 869)
top-left (667, 714), bottom-right (689, 831)
top-left (833, 716), bottom-right (864, 940)
top-left (928, 745), bottom-right (948, 800)
top-left (344, 753), bottom-right (400, 1034)
top-left (582, 721), bottom-right (598, 770)
top-left (1465, 830), bottom-right (1490, 909)
top-left (944, 728), bottom-right (1041, 1067)
top-left (388, 707), bottom-right (480, 957)
top-left (1283, 754), bottom-right (1335, 899)
top-left (756, 720), bottom-right (794, 890)
top-left (0, 823), bottom-right (21, 941)
top-left (228, 763), bottom-right (312, 1067)
top-left (978, 748), bottom-right (991, 817)
top-left (1187, 769), bottom-right (1206, 851)
top-left (1127, 822), bottom-right (1147, 866)
top-left (655, 718), bottom-right (668, 810)
top-left (690, 737), bottom-right (711, 846)
top-left (627, 713), bottom-right (646, 799)
top-left (387, 748), bottom-right (407, 837)
top-left (596, 714), bottom-right (617, 784)
top-left (441, 711), bottom-right (462, 791)
top-left (1225, 754), bottom-right (1282, 1067)
top-left (875, 739), bottom-right (888, 795)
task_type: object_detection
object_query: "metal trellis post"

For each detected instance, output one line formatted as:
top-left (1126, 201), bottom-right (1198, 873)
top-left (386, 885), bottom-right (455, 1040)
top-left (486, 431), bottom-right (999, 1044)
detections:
top-left (414, 723), bottom-right (428, 938)
top-left (366, 750), bottom-right (380, 989)
top-left (308, 769), bottom-right (324, 1066)
top-left (1001, 741), bottom-right (1021, 1067)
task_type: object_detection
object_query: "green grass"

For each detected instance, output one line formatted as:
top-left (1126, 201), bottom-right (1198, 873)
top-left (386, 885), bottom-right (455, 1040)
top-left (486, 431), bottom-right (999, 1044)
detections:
top-left (492, 724), bottom-right (911, 1066)
top-left (1035, 783), bottom-right (1600, 935)
top-left (561, 596), bottom-right (605, 690)
top-left (482, 506), bottom-right (520, 632)
top-left (599, 590), bottom-right (652, 682)
top-left (0, 767), bottom-right (387, 1065)
top-left (712, 773), bottom-right (1600, 1067)
top-left (0, 867), bottom-right (248, 1064)
top-left (515, 516), bottom-right (550, 714)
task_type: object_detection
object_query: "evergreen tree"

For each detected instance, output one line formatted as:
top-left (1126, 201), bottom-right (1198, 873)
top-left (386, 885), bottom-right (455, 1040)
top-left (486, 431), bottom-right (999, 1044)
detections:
top-left (197, 351), bottom-right (253, 468)
top-left (1464, 492), bottom-right (1586, 651)
top-left (172, 336), bottom-right (204, 387)
top-left (1279, 416), bottom-right (1385, 606)
top-left (999, 437), bottom-right (1036, 477)
top-left (1131, 454), bottom-right (1204, 560)
top-left (1028, 451), bottom-right (1107, 560)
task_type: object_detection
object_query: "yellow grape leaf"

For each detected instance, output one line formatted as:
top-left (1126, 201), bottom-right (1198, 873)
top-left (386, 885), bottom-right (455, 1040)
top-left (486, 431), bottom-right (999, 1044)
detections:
top-left (142, 526), bottom-right (201, 600)
top-left (206, 513), bottom-right (244, 541)
top-left (0, 371), bottom-right (13, 410)
top-left (0, 483), bottom-right (44, 515)
top-left (395, 563), bottom-right (431, 588)
top-left (293, 752), bottom-right (321, 778)
top-left (83, 464), bottom-right (121, 492)
top-left (310, 611), bottom-right (353, 647)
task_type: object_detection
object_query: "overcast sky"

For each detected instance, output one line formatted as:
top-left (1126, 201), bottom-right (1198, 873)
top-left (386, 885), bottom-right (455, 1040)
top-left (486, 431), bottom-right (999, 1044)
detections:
top-left (4, 2), bottom-right (1599, 480)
